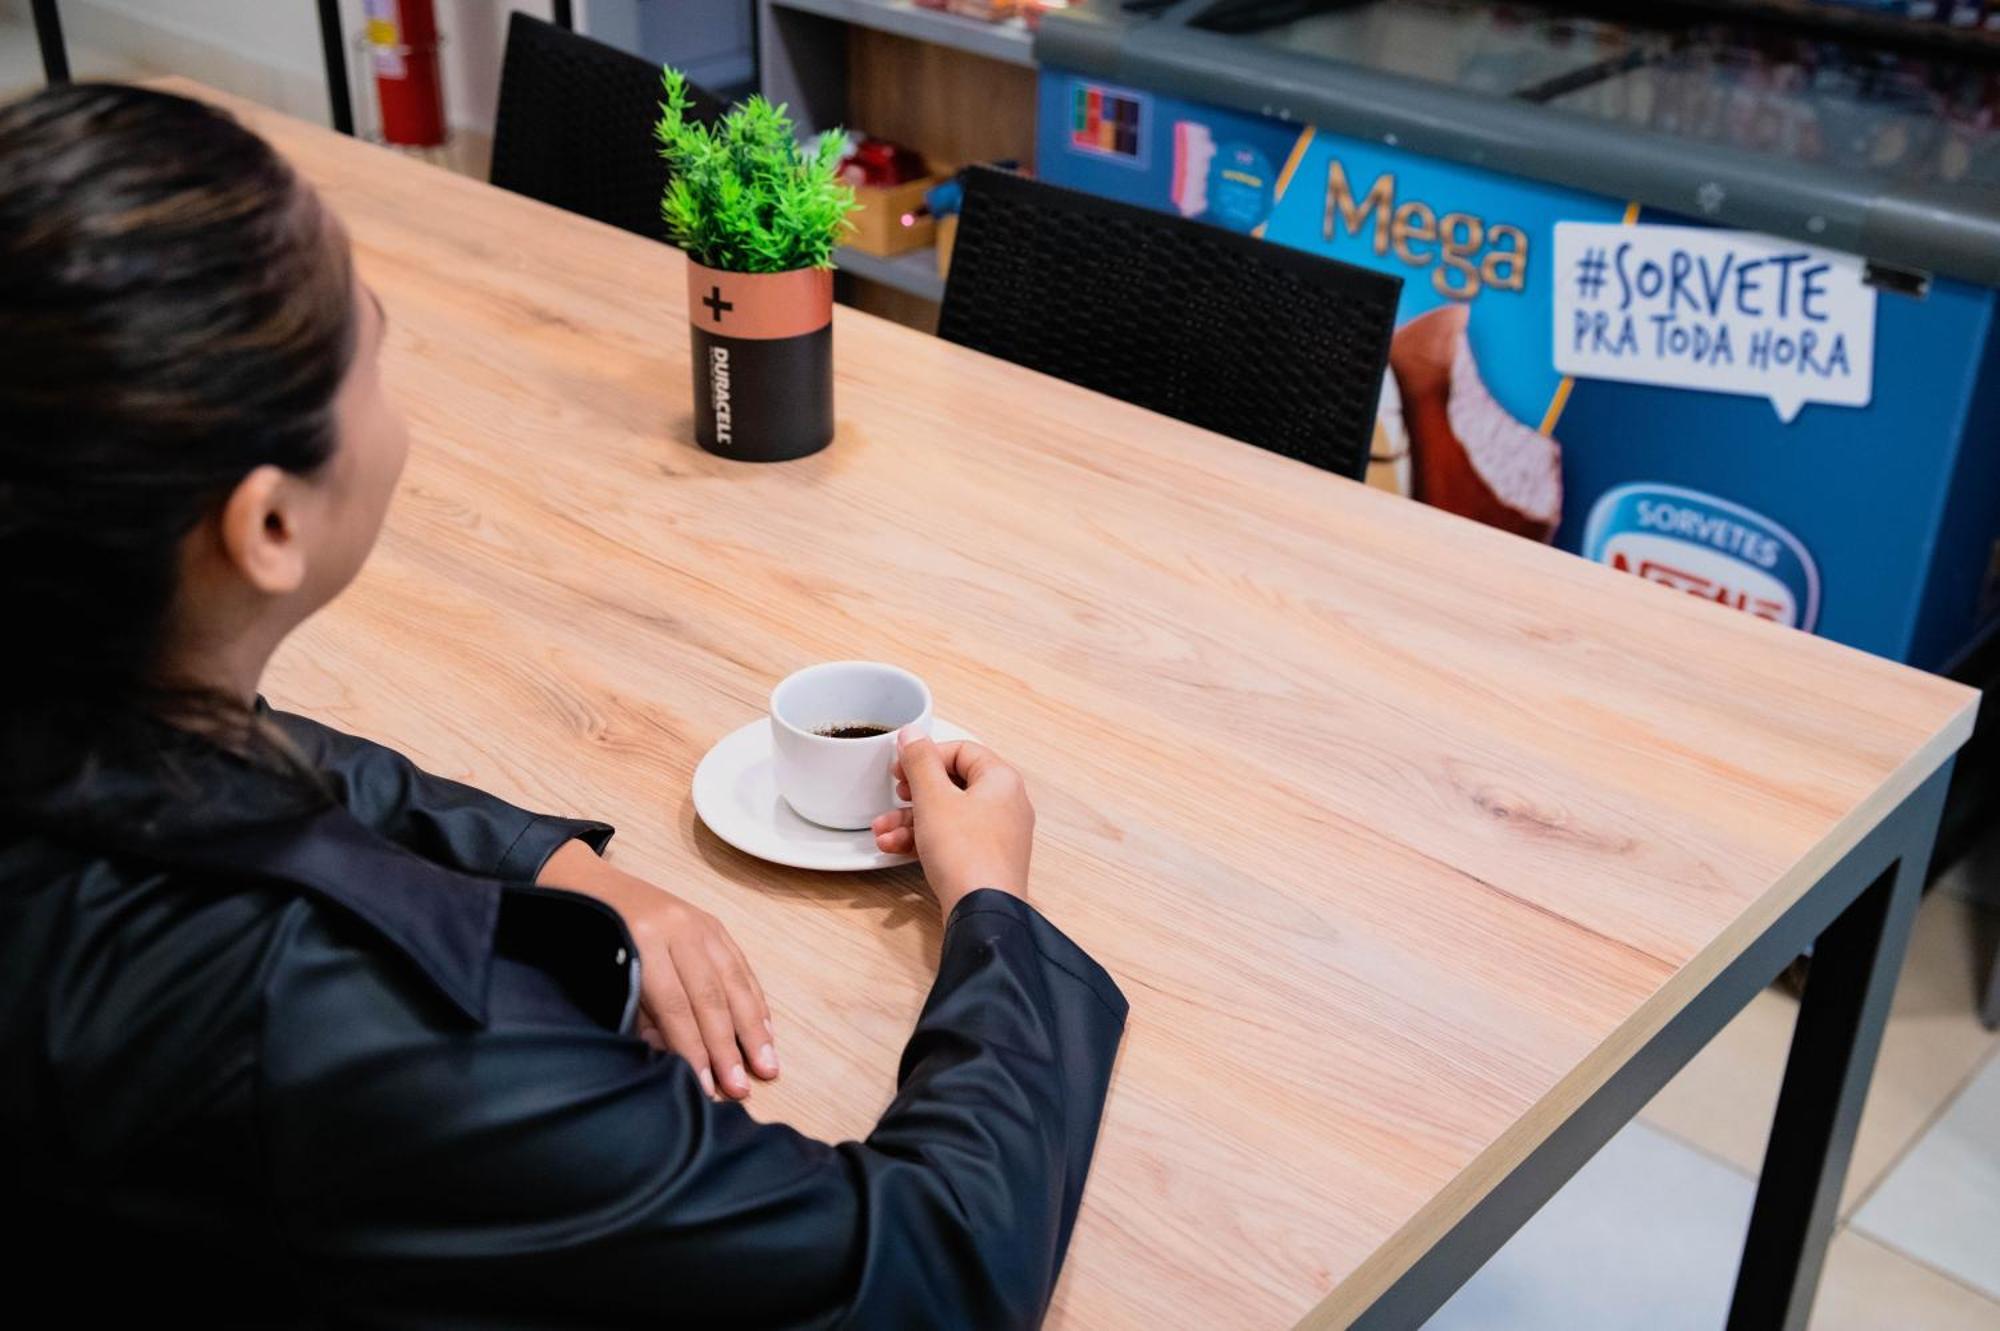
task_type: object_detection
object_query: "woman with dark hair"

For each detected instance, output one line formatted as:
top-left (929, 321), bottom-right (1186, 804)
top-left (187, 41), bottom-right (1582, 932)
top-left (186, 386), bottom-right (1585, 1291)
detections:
top-left (0, 83), bottom-right (1124, 1327)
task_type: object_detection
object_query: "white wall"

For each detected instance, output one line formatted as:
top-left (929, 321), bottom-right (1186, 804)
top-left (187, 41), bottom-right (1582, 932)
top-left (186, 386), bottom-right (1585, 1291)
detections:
top-left (5, 0), bottom-right (573, 135)
top-left (632, 0), bottom-right (753, 91)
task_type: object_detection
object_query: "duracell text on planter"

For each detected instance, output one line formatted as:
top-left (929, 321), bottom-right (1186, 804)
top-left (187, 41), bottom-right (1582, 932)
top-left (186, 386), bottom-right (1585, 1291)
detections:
top-left (1324, 160), bottom-right (1528, 301)
top-left (709, 345), bottom-right (733, 447)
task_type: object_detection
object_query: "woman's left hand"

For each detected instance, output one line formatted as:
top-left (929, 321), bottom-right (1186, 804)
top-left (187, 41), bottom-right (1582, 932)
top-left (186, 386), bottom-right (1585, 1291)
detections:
top-left (540, 840), bottom-right (778, 1100)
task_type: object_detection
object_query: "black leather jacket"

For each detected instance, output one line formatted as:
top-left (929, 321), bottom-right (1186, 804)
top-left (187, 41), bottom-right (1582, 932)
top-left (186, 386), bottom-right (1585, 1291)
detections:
top-left (0, 709), bottom-right (1126, 1328)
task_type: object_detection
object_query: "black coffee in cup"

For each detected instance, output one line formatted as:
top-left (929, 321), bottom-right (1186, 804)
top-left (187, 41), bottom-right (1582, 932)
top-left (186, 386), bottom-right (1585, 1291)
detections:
top-left (771, 661), bottom-right (932, 828)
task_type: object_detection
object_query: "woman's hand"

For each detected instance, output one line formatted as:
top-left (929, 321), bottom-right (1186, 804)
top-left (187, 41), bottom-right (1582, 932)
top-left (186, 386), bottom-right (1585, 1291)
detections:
top-left (540, 840), bottom-right (776, 1101)
top-left (871, 728), bottom-right (1034, 917)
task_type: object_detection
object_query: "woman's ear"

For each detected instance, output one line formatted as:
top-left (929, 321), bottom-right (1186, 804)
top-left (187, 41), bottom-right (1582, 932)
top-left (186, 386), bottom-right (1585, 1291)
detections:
top-left (216, 464), bottom-right (308, 595)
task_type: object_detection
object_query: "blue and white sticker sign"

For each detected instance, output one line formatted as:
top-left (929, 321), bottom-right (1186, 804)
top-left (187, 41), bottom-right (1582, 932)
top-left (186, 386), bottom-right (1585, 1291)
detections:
top-left (1583, 483), bottom-right (1821, 632)
top-left (1553, 223), bottom-right (1876, 423)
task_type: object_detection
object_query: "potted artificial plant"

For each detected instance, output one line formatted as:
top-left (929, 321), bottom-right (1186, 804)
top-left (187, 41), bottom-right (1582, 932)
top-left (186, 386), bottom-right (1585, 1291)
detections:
top-left (656, 71), bottom-right (855, 462)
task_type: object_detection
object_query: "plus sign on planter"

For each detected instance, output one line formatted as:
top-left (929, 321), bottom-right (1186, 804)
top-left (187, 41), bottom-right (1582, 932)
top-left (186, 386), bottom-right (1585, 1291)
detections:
top-left (656, 71), bottom-right (857, 462)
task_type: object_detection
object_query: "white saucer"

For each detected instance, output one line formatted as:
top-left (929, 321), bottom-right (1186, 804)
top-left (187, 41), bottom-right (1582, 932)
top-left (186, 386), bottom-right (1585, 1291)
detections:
top-left (692, 718), bottom-right (975, 872)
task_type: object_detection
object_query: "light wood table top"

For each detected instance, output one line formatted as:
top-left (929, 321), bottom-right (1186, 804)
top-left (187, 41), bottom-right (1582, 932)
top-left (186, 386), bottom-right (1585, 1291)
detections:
top-left (183, 81), bottom-right (1980, 1328)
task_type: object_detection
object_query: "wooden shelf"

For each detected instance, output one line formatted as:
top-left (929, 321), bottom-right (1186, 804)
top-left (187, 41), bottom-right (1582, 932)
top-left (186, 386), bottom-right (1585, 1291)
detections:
top-left (771, 0), bottom-right (1035, 68)
top-left (836, 245), bottom-right (947, 303)
top-left (762, 0), bottom-right (1023, 326)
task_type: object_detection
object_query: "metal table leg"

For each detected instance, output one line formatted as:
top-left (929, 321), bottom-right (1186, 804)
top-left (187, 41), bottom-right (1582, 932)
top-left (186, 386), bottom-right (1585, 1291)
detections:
top-left (1983, 930), bottom-right (2000, 1029)
top-left (33, 0), bottom-right (70, 84)
top-left (317, 0), bottom-right (353, 135)
top-left (1724, 840), bottom-right (1927, 1330)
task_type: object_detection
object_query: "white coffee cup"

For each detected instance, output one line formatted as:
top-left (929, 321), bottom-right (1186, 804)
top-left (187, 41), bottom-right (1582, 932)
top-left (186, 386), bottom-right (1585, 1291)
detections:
top-left (770, 661), bottom-right (933, 830)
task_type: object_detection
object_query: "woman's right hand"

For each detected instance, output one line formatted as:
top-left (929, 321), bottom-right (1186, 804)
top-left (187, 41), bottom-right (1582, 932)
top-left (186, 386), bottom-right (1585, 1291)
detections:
top-left (871, 729), bottom-right (1034, 916)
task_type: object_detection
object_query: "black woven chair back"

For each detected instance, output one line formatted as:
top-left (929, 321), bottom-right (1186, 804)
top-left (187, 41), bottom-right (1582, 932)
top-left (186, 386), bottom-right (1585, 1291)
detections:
top-left (939, 168), bottom-right (1401, 480)
top-left (490, 12), bottom-right (725, 242)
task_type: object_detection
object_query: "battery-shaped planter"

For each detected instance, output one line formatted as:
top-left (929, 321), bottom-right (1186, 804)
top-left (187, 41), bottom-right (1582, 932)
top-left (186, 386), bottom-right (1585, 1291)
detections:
top-left (686, 261), bottom-right (834, 463)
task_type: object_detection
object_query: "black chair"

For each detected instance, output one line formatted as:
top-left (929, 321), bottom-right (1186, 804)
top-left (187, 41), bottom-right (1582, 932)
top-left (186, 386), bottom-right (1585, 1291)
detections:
top-left (489, 11), bottom-right (726, 242)
top-left (939, 168), bottom-right (1401, 481)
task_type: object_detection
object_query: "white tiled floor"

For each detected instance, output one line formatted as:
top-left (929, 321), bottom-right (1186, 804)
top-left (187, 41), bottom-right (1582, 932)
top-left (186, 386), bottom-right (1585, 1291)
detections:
top-left (1854, 1052), bottom-right (2000, 1302)
top-left (1426, 1122), bottom-right (1754, 1331)
top-left (1424, 878), bottom-right (2000, 1328)
top-left (1811, 1230), bottom-right (2000, 1331)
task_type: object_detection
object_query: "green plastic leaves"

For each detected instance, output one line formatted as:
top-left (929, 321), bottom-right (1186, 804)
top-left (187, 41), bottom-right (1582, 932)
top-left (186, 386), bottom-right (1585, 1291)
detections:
top-left (655, 68), bottom-right (856, 273)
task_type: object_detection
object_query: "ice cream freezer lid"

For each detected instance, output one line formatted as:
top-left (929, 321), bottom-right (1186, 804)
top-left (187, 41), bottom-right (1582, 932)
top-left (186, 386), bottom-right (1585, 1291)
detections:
top-left (1186, 0), bottom-right (1668, 99)
top-left (1543, 27), bottom-right (2000, 191)
top-left (1037, 0), bottom-right (2000, 286)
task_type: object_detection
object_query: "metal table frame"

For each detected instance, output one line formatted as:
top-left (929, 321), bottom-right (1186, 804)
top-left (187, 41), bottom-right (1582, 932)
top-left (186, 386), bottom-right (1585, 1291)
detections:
top-left (30, 0), bottom-right (67, 82)
top-left (1987, 920), bottom-right (2000, 1028)
top-left (1355, 758), bottom-right (1955, 1330)
top-left (27, 1), bottom-right (578, 134)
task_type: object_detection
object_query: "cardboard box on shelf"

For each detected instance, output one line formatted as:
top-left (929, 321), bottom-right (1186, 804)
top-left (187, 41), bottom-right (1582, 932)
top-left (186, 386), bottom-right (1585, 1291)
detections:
top-left (935, 213), bottom-right (958, 279)
top-left (947, 0), bottom-right (1021, 19)
top-left (846, 176), bottom-right (944, 257)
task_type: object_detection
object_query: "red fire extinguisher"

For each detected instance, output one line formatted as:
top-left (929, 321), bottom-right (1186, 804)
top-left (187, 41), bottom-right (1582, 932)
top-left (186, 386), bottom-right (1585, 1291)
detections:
top-left (365, 0), bottom-right (447, 148)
